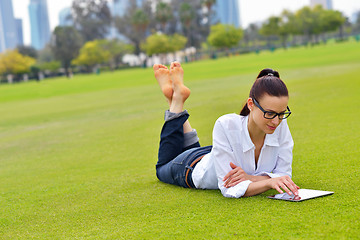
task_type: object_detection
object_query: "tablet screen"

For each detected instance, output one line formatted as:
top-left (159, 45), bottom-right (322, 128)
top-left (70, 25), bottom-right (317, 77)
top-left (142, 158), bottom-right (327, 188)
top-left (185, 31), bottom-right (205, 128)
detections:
top-left (268, 189), bottom-right (334, 202)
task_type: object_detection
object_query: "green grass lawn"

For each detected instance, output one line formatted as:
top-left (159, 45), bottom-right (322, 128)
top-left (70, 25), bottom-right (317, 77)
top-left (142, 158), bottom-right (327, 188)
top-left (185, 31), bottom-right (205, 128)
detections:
top-left (0, 41), bottom-right (359, 239)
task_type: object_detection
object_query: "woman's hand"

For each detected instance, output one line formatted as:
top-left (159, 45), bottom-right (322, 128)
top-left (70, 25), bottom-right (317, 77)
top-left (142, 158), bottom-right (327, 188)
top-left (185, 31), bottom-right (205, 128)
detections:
top-left (268, 175), bottom-right (300, 196)
top-left (223, 162), bottom-right (251, 188)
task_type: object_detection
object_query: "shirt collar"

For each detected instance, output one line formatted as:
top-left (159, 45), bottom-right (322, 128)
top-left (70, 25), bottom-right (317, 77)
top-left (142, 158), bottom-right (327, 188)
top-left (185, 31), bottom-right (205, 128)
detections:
top-left (242, 115), bottom-right (255, 152)
top-left (241, 115), bottom-right (280, 152)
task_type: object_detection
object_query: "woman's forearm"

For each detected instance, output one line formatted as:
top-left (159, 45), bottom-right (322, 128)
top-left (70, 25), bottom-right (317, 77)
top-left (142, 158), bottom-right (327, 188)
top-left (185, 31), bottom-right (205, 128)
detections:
top-left (243, 176), bottom-right (299, 197)
top-left (249, 175), bottom-right (270, 182)
top-left (243, 179), bottom-right (271, 197)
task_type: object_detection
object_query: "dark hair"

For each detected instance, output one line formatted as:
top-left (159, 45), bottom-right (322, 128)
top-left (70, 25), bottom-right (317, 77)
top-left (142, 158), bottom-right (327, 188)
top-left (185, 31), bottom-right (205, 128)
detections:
top-left (240, 68), bottom-right (288, 116)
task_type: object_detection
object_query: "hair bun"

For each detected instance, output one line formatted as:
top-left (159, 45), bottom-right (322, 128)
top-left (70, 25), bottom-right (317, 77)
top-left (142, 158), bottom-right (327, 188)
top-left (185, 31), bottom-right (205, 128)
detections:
top-left (257, 68), bottom-right (280, 78)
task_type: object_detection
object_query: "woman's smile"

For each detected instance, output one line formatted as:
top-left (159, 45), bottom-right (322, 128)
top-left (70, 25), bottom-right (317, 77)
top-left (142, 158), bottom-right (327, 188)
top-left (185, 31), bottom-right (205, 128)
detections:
top-left (267, 124), bottom-right (277, 131)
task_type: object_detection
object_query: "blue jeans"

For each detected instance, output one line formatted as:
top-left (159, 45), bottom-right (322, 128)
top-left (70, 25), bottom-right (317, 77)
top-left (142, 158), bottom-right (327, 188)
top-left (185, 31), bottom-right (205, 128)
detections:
top-left (156, 111), bottom-right (212, 188)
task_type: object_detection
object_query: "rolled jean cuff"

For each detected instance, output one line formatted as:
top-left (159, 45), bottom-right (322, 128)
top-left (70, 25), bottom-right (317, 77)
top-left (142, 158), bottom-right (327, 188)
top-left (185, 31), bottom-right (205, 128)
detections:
top-left (183, 129), bottom-right (199, 148)
top-left (164, 110), bottom-right (189, 122)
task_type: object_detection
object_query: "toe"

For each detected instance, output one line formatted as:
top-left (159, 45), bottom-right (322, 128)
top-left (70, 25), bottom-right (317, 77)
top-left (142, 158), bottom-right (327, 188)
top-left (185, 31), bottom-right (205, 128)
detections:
top-left (173, 61), bottom-right (181, 68)
top-left (170, 62), bottom-right (175, 69)
top-left (159, 64), bottom-right (167, 69)
top-left (153, 64), bottom-right (160, 71)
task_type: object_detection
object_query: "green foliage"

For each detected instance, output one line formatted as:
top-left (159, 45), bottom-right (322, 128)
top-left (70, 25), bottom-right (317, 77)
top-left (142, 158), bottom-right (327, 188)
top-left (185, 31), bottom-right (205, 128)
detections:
top-left (141, 33), bottom-right (187, 56)
top-left (294, 5), bottom-right (346, 38)
top-left (16, 45), bottom-right (38, 59)
top-left (0, 59), bottom-right (5, 75)
top-left (114, 1), bottom-right (153, 54)
top-left (36, 61), bottom-right (61, 72)
top-left (260, 16), bottom-right (282, 37)
top-left (320, 9), bottom-right (346, 32)
top-left (256, 6), bottom-right (347, 46)
top-left (71, 0), bottom-right (112, 42)
top-left (208, 23), bottom-right (243, 49)
top-left (0, 50), bottom-right (36, 75)
top-left (132, 9), bottom-right (149, 32)
top-left (51, 26), bottom-right (83, 71)
top-left (100, 39), bottom-right (134, 68)
top-left (37, 45), bottom-right (55, 63)
top-left (72, 40), bottom-right (111, 69)
top-left (179, 2), bottom-right (195, 27)
top-left (155, 2), bottom-right (173, 31)
top-left (0, 41), bottom-right (359, 238)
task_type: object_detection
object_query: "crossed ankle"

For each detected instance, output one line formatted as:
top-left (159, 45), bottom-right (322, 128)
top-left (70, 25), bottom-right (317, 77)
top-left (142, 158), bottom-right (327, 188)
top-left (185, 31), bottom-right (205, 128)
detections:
top-left (164, 110), bottom-right (189, 122)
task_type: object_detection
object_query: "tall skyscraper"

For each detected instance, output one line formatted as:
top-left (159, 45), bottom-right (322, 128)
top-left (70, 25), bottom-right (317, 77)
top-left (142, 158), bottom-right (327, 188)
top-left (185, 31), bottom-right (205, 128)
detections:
top-left (310, 0), bottom-right (333, 10)
top-left (28, 0), bottom-right (51, 50)
top-left (0, 0), bottom-right (19, 52)
top-left (214, 0), bottom-right (241, 28)
top-left (15, 18), bottom-right (24, 46)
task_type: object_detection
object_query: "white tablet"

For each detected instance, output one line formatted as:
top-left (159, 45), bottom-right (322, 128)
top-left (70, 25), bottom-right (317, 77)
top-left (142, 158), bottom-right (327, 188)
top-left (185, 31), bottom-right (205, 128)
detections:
top-left (268, 189), bottom-right (334, 202)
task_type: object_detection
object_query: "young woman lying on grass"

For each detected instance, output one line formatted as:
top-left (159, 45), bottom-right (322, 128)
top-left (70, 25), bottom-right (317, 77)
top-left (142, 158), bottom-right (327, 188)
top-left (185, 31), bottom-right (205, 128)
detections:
top-left (154, 62), bottom-right (300, 198)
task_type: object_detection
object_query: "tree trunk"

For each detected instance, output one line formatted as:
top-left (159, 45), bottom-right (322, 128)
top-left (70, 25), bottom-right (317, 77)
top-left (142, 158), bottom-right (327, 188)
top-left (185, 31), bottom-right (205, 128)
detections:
top-left (339, 25), bottom-right (344, 40)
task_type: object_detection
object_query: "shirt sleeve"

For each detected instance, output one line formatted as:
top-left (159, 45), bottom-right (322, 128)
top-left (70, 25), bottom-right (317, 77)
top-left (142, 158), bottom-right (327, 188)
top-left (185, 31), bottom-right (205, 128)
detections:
top-left (259, 120), bottom-right (294, 179)
top-left (212, 118), bottom-right (252, 198)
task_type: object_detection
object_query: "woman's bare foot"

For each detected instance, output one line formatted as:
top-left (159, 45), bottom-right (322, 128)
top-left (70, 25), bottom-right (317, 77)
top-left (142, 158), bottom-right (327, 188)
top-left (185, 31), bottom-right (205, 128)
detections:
top-left (170, 62), bottom-right (190, 103)
top-left (153, 64), bottom-right (173, 104)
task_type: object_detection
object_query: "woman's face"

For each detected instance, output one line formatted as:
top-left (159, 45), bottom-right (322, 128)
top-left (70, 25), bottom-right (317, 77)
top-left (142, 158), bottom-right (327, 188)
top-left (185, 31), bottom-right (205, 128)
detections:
top-left (248, 94), bottom-right (289, 135)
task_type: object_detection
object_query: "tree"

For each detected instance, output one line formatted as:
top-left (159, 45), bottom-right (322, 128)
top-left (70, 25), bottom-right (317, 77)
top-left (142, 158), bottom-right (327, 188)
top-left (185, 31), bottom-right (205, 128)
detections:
top-left (354, 11), bottom-right (360, 34)
top-left (207, 24), bottom-right (243, 50)
top-left (202, 0), bottom-right (216, 32)
top-left (155, 2), bottom-right (173, 32)
top-left (320, 9), bottom-right (346, 40)
top-left (279, 10), bottom-right (298, 48)
top-left (295, 6), bottom-right (319, 44)
top-left (72, 0), bottom-right (112, 42)
top-left (17, 45), bottom-right (38, 59)
top-left (114, 1), bottom-right (153, 54)
top-left (51, 26), bottom-right (83, 77)
top-left (35, 61), bottom-right (61, 76)
top-left (179, 2), bottom-right (196, 47)
top-left (0, 59), bottom-right (5, 76)
top-left (141, 33), bottom-right (187, 56)
top-left (100, 39), bottom-right (134, 70)
top-left (38, 44), bottom-right (55, 63)
top-left (259, 16), bottom-right (281, 47)
top-left (243, 23), bottom-right (261, 48)
top-left (0, 50), bottom-right (36, 79)
top-left (169, 34), bottom-right (188, 52)
top-left (72, 40), bottom-right (111, 72)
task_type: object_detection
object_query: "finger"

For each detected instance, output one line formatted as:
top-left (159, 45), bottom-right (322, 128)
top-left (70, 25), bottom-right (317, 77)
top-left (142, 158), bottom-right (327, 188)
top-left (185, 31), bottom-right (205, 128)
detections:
top-left (230, 162), bottom-right (237, 169)
top-left (228, 178), bottom-right (246, 187)
top-left (224, 178), bottom-right (234, 188)
top-left (224, 177), bottom-right (231, 187)
top-left (285, 179), bottom-right (299, 195)
top-left (223, 170), bottom-right (235, 181)
top-left (280, 183), bottom-right (293, 196)
top-left (226, 174), bottom-right (244, 187)
top-left (275, 186), bottom-right (283, 194)
top-left (227, 175), bottom-right (242, 185)
top-left (224, 174), bottom-right (237, 187)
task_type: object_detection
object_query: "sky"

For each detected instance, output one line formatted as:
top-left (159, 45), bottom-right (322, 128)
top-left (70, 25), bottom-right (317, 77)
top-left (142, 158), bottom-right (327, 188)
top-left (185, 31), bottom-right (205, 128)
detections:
top-left (11, 0), bottom-right (360, 46)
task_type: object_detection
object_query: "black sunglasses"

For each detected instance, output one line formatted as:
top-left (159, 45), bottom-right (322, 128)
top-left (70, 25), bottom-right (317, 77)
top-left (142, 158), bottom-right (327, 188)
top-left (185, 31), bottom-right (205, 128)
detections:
top-left (253, 98), bottom-right (291, 120)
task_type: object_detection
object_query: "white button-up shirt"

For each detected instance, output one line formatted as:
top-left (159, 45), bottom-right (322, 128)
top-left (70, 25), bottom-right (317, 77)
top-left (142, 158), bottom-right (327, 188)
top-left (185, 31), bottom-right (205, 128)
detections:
top-left (192, 114), bottom-right (294, 198)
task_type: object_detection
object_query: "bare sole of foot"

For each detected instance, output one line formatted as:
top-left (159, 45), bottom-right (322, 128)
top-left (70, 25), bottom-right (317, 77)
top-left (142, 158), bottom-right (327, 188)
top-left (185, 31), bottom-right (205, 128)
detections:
top-left (170, 62), bottom-right (190, 102)
top-left (153, 64), bottom-right (173, 102)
